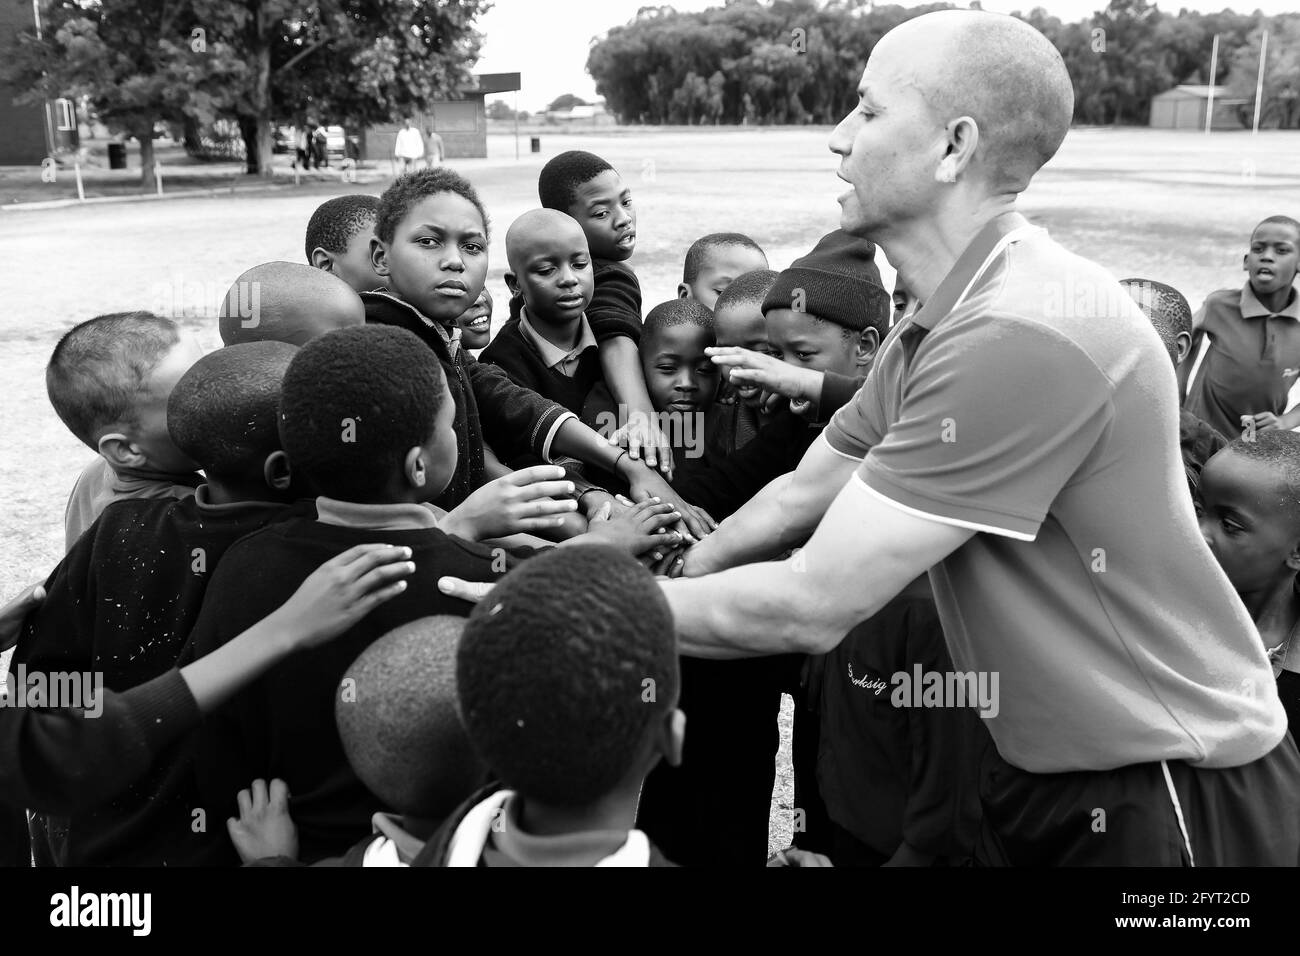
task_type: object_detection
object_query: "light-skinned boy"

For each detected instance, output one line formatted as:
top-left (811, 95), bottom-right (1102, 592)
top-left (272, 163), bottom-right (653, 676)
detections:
top-left (1183, 215), bottom-right (1300, 439)
top-left (1197, 431), bottom-right (1300, 734)
top-left (677, 233), bottom-right (769, 310)
top-left (304, 194), bottom-right (384, 294)
top-left (362, 168), bottom-right (710, 537)
top-left (16, 341), bottom-right (318, 864)
top-left (49, 312), bottom-right (206, 551)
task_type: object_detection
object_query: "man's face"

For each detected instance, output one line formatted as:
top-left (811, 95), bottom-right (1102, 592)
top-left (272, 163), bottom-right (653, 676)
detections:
top-left (136, 332), bottom-right (206, 473)
top-left (567, 170), bottom-right (636, 261)
top-left (714, 301), bottom-right (772, 407)
top-left (375, 192), bottom-right (489, 325)
top-left (829, 43), bottom-right (945, 238)
top-left (1197, 450), bottom-right (1300, 592)
top-left (641, 323), bottom-right (720, 416)
top-left (765, 308), bottom-right (861, 379)
top-left (1244, 223), bottom-right (1300, 297)
top-left (686, 247), bottom-right (769, 310)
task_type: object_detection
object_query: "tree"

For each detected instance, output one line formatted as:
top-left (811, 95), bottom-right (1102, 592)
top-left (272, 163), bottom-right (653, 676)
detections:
top-left (1227, 17), bottom-right (1300, 129)
top-left (0, 0), bottom-right (201, 190)
top-left (189, 0), bottom-right (490, 177)
top-left (546, 93), bottom-right (589, 113)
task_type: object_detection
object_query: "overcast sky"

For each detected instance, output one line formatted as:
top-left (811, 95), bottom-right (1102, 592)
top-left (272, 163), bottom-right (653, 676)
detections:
top-left (474, 0), bottom-right (1294, 112)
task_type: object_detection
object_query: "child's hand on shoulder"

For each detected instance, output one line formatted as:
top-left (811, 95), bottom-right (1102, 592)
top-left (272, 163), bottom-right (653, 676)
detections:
top-left (578, 498), bottom-right (682, 556)
top-left (441, 465), bottom-right (578, 540)
top-left (227, 778), bottom-right (297, 863)
top-left (267, 544), bottom-right (416, 653)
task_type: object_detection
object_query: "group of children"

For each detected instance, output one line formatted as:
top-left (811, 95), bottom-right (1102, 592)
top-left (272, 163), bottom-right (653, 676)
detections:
top-left (1, 143), bottom-right (1297, 867)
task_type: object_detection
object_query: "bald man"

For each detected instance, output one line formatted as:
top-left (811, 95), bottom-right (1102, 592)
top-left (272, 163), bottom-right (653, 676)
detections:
top-left (661, 11), bottom-right (1300, 866)
top-left (219, 261), bottom-right (366, 347)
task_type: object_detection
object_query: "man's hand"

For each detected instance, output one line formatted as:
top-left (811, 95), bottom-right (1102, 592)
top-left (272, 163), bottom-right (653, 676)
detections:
top-left (440, 465), bottom-right (578, 540)
top-left (265, 544), bottom-right (415, 653)
top-left (0, 581), bottom-right (45, 653)
top-left (227, 778), bottom-right (298, 863)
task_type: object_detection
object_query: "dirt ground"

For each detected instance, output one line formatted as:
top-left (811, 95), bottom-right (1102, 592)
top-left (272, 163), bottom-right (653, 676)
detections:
top-left (1, 125), bottom-right (1297, 856)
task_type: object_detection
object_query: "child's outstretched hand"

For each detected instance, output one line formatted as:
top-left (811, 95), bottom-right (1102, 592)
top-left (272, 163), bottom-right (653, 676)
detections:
top-left (266, 544), bottom-right (415, 653)
top-left (578, 498), bottom-right (683, 556)
top-left (608, 414), bottom-right (676, 480)
top-left (619, 462), bottom-right (715, 541)
top-left (0, 581), bottom-right (46, 652)
top-left (227, 778), bottom-right (298, 863)
top-left (441, 465), bottom-right (579, 540)
top-left (708, 347), bottom-right (823, 416)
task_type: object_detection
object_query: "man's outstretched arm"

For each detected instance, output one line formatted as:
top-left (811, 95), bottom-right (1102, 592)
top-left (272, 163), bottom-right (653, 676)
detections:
top-left (664, 475), bottom-right (972, 659)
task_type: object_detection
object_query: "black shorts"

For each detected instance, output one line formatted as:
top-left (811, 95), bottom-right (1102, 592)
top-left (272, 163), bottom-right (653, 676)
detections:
top-left (975, 735), bottom-right (1300, 866)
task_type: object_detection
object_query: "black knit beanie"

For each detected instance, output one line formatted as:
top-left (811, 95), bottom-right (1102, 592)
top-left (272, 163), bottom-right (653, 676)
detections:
top-left (761, 229), bottom-right (889, 331)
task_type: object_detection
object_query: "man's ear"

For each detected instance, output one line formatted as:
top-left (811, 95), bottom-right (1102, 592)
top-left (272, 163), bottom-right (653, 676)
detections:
top-left (263, 450), bottom-right (292, 492)
top-left (504, 271), bottom-right (521, 299)
top-left (1286, 541), bottom-right (1300, 573)
top-left (660, 708), bottom-right (686, 768)
top-left (855, 327), bottom-right (880, 368)
top-left (370, 236), bottom-right (390, 278)
top-left (1175, 330), bottom-right (1193, 366)
top-left (403, 445), bottom-right (427, 490)
top-left (97, 432), bottom-right (146, 470)
top-left (677, 283), bottom-right (693, 301)
top-left (936, 115), bottom-right (979, 183)
top-left (309, 247), bottom-right (335, 273)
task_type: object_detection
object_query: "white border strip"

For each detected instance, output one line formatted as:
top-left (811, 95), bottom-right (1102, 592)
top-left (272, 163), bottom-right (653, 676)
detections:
top-left (850, 472), bottom-right (1037, 542)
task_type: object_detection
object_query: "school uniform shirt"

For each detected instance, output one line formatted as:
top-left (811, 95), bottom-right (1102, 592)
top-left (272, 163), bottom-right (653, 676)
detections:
top-left (419, 786), bottom-right (675, 867)
top-left (63, 455), bottom-right (201, 551)
top-left (363, 291), bottom-right (576, 508)
top-left (588, 259), bottom-right (644, 345)
top-left (1184, 283), bottom-right (1300, 441)
top-left (823, 211), bottom-right (1286, 774)
top-left (478, 309), bottom-right (603, 415)
top-left (186, 499), bottom-right (514, 864)
top-left (15, 487), bottom-right (301, 865)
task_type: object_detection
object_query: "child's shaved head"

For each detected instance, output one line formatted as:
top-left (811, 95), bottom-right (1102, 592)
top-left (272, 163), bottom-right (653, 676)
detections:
top-left (337, 616), bottom-right (483, 819)
top-left (1120, 277), bottom-right (1193, 365)
top-left (504, 208), bottom-right (589, 275)
top-left (219, 261), bottom-right (365, 347)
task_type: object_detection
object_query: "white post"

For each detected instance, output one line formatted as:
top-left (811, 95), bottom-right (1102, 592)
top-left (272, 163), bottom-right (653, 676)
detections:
top-left (514, 90), bottom-right (520, 160)
top-left (1252, 29), bottom-right (1269, 135)
top-left (74, 160), bottom-right (84, 201)
top-left (1204, 34), bottom-right (1219, 134)
top-left (155, 163), bottom-right (163, 196)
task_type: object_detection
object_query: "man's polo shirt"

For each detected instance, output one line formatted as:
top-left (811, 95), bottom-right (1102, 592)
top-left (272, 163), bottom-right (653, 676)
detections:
top-left (1184, 284), bottom-right (1300, 441)
top-left (518, 309), bottom-right (598, 378)
top-left (823, 212), bottom-right (1285, 773)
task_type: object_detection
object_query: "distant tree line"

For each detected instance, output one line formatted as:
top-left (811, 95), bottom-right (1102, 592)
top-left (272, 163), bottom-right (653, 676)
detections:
top-left (587, 0), bottom-right (1300, 128)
